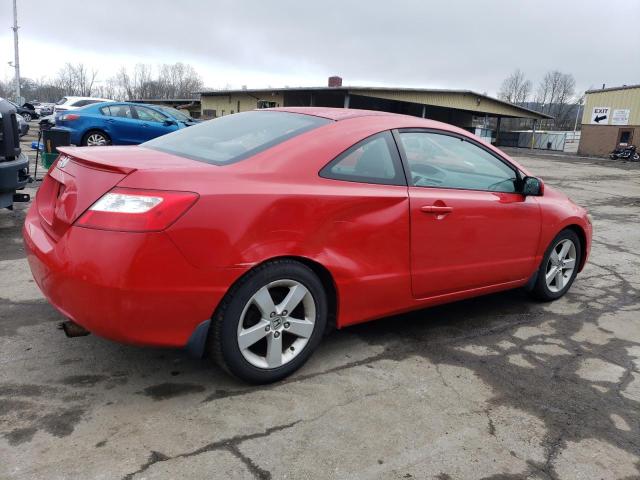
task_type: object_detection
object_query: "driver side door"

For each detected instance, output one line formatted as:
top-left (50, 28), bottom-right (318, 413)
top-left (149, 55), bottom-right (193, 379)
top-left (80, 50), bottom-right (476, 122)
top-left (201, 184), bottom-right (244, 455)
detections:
top-left (397, 129), bottom-right (541, 298)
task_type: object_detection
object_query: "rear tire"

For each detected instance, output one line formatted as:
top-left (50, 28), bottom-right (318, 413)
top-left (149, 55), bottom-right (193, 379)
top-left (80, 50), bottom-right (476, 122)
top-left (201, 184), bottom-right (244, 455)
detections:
top-left (209, 259), bottom-right (327, 384)
top-left (82, 130), bottom-right (111, 146)
top-left (22, 112), bottom-right (32, 122)
top-left (530, 229), bottom-right (581, 301)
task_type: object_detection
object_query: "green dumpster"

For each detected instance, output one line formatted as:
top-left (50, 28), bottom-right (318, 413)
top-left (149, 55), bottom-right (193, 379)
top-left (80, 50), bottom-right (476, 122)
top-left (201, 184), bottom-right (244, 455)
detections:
top-left (41, 152), bottom-right (58, 169)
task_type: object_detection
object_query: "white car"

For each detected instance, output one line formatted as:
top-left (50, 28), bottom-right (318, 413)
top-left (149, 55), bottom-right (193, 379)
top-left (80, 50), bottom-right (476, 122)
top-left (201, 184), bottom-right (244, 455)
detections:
top-left (54, 96), bottom-right (113, 113)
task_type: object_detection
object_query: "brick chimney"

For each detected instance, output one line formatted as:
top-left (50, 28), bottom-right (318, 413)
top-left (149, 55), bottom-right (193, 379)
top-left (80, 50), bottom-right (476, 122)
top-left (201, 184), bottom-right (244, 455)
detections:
top-left (328, 76), bottom-right (343, 87)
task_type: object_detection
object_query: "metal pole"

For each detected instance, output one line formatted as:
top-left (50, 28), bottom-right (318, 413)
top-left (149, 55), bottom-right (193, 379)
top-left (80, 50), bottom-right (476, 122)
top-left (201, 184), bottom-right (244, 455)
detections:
top-left (12, 0), bottom-right (21, 101)
top-left (530, 119), bottom-right (537, 149)
top-left (573, 102), bottom-right (581, 133)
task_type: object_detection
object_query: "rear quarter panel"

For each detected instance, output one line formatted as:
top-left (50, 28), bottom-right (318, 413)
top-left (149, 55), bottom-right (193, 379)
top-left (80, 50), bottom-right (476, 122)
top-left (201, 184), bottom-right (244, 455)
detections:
top-left (121, 117), bottom-right (415, 326)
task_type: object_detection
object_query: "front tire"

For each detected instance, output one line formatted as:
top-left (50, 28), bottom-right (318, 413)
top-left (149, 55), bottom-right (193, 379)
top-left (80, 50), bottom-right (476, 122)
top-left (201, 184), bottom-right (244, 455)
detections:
top-left (530, 229), bottom-right (581, 301)
top-left (22, 112), bottom-right (32, 122)
top-left (209, 260), bottom-right (327, 384)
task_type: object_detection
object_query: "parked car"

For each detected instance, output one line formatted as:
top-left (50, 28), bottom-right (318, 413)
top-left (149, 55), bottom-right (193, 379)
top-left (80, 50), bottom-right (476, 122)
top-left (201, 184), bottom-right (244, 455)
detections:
top-left (23, 108), bottom-right (592, 384)
top-left (38, 114), bottom-right (55, 131)
top-left (0, 98), bottom-right (30, 209)
top-left (54, 96), bottom-right (113, 113)
top-left (16, 113), bottom-right (29, 137)
top-left (7, 100), bottom-right (38, 122)
top-left (54, 102), bottom-right (198, 146)
top-left (33, 102), bottom-right (54, 116)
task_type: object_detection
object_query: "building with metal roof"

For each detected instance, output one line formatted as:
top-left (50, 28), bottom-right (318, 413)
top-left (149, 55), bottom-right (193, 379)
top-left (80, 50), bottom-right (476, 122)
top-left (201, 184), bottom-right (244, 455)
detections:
top-left (199, 77), bottom-right (550, 144)
top-left (579, 84), bottom-right (640, 156)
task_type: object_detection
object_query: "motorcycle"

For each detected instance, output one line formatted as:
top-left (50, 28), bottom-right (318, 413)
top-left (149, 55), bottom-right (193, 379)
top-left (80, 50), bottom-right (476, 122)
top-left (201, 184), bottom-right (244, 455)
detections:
top-left (609, 144), bottom-right (639, 161)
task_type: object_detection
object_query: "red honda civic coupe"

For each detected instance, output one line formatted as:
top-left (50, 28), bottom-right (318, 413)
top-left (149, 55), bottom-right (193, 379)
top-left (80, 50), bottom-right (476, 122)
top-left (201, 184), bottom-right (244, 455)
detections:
top-left (23, 107), bottom-right (592, 383)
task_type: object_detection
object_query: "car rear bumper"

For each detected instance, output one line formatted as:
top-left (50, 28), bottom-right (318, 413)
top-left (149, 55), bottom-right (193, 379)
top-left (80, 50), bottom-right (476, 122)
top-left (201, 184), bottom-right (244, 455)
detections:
top-left (51, 126), bottom-right (81, 145)
top-left (23, 206), bottom-right (247, 348)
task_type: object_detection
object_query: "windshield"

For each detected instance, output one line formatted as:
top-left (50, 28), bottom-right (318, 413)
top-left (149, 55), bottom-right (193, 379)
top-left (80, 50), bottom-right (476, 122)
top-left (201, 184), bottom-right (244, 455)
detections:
top-left (143, 111), bottom-right (331, 165)
top-left (156, 106), bottom-right (192, 122)
top-left (55, 97), bottom-right (68, 105)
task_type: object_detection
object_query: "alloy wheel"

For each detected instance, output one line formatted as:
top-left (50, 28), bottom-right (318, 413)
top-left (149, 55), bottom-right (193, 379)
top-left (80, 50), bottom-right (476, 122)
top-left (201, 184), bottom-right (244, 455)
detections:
top-left (86, 133), bottom-right (108, 146)
top-left (22, 113), bottom-right (32, 122)
top-left (237, 279), bottom-right (316, 369)
top-left (545, 238), bottom-right (577, 293)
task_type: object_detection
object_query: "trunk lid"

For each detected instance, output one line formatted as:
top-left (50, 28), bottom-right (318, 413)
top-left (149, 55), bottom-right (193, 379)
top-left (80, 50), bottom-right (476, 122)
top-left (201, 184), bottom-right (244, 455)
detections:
top-left (35, 146), bottom-right (203, 240)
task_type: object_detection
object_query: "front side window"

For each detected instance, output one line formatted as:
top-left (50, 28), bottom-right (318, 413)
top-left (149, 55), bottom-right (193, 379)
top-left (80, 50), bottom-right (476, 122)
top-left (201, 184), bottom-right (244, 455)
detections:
top-left (320, 131), bottom-right (405, 186)
top-left (399, 131), bottom-right (518, 192)
top-left (156, 106), bottom-right (191, 122)
top-left (134, 106), bottom-right (167, 123)
top-left (143, 110), bottom-right (331, 165)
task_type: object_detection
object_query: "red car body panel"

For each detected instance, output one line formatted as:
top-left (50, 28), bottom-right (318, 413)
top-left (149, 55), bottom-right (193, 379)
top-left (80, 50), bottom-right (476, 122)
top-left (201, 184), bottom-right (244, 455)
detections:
top-left (23, 108), bottom-right (592, 348)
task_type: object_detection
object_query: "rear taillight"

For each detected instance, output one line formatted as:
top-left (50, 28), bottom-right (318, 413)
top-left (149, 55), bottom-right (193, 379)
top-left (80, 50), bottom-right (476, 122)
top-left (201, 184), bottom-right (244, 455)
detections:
top-left (59, 113), bottom-right (79, 121)
top-left (76, 188), bottom-right (198, 232)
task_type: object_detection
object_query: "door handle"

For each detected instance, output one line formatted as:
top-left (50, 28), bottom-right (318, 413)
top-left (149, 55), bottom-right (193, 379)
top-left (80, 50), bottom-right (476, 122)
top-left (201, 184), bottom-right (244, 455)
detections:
top-left (106, 118), bottom-right (114, 123)
top-left (420, 205), bottom-right (453, 214)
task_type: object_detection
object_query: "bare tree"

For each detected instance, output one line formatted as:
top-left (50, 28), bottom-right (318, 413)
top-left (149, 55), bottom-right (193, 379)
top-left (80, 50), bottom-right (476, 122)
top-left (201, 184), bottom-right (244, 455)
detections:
top-left (7, 62), bottom-right (204, 103)
top-left (54, 63), bottom-right (98, 97)
top-left (157, 63), bottom-right (203, 99)
top-left (498, 69), bottom-right (531, 104)
top-left (535, 70), bottom-right (576, 128)
top-left (0, 79), bottom-right (10, 98)
top-left (111, 63), bottom-right (202, 100)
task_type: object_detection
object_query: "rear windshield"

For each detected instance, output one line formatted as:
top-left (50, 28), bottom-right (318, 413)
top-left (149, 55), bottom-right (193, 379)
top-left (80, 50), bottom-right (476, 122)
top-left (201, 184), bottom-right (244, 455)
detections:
top-left (143, 111), bottom-right (331, 165)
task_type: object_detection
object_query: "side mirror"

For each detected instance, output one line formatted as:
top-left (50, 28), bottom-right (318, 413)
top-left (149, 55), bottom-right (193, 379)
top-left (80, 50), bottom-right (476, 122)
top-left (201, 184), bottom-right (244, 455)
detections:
top-left (522, 176), bottom-right (544, 196)
top-left (163, 119), bottom-right (176, 126)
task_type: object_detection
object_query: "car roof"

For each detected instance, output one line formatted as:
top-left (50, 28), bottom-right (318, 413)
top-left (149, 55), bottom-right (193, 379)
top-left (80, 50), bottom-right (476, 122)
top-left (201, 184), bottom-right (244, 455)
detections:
top-left (266, 106), bottom-right (469, 132)
top-left (62, 96), bottom-right (113, 102)
top-left (269, 106), bottom-right (396, 121)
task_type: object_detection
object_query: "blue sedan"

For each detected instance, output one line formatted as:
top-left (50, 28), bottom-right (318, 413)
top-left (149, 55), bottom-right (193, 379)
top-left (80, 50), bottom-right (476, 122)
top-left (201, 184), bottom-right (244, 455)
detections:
top-left (54, 102), bottom-right (198, 146)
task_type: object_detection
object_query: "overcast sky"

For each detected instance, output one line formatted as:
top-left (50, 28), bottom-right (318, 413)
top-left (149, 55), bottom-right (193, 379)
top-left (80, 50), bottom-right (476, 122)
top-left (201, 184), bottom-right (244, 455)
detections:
top-left (1, 0), bottom-right (639, 97)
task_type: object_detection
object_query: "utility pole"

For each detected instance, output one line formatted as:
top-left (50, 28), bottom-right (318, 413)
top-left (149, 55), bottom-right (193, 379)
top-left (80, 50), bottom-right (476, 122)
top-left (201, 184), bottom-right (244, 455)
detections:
top-left (12, 0), bottom-right (21, 101)
top-left (573, 98), bottom-right (583, 133)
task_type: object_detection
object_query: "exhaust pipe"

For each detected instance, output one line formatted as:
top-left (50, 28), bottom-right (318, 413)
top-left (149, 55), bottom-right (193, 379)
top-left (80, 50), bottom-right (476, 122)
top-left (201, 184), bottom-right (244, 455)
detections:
top-left (59, 320), bottom-right (90, 338)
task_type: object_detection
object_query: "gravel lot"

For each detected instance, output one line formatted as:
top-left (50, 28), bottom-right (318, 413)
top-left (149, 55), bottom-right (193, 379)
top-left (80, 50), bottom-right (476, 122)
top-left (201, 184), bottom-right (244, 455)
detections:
top-left (1, 131), bottom-right (639, 479)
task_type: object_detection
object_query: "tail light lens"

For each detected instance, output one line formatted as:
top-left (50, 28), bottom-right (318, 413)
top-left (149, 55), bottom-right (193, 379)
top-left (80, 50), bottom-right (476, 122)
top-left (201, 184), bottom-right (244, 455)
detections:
top-left (76, 188), bottom-right (198, 232)
top-left (59, 113), bottom-right (80, 121)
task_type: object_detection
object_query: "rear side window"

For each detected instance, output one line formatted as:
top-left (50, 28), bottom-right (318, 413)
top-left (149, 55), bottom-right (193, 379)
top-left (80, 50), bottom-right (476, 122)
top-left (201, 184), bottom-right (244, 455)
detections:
top-left (319, 131), bottom-right (406, 186)
top-left (143, 111), bottom-right (331, 165)
top-left (101, 105), bottom-right (133, 118)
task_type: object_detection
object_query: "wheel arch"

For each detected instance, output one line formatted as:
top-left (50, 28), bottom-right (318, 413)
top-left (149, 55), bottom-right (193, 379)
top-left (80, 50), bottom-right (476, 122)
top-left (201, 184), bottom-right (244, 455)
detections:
top-left (563, 223), bottom-right (588, 272)
top-left (214, 255), bottom-right (338, 333)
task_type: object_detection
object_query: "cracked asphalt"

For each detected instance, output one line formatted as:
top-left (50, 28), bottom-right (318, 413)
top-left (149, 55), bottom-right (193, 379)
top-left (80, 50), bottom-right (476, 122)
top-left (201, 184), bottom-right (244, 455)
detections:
top-left (1, 142), bottom-right (639, 479)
